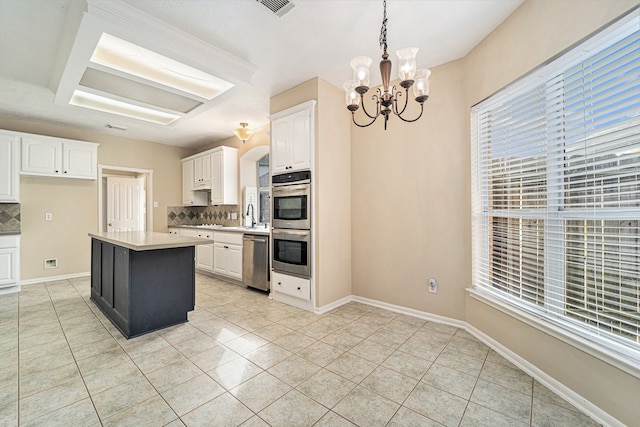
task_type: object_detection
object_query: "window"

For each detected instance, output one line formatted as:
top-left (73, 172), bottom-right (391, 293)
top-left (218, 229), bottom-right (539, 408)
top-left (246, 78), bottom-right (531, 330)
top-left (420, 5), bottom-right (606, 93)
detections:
top-left (471, 8), bottom-right (640, 364)
top-left (257, 154), bottom-right (270, 224)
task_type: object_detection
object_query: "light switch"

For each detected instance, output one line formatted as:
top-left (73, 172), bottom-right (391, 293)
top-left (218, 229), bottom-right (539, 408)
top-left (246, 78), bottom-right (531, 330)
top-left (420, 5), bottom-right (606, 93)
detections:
top-left (45, 213), bottom-right (53, 221)
top-left (153, 201), bottom-right (159, 208)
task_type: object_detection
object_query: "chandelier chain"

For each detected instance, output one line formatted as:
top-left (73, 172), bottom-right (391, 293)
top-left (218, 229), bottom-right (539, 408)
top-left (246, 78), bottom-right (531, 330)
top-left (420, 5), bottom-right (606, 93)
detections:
top-left (379, 0), bottom-right (387, 53)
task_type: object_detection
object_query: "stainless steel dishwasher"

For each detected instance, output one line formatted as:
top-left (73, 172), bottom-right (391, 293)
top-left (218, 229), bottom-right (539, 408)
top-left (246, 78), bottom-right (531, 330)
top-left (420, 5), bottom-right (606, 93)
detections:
top-left (242, 234), bottom-right (269, 291)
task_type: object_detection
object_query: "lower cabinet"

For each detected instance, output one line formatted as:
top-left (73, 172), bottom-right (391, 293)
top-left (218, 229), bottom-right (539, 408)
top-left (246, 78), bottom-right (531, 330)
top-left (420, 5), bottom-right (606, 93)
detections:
top-left (213, 232), bottom-right (242, 280)
top-left (0, 235), bottom-right (19, 291)
top-left (271, 271), bottom-right (311, 302)
top-left (195, 230), bottom-right (214, 271)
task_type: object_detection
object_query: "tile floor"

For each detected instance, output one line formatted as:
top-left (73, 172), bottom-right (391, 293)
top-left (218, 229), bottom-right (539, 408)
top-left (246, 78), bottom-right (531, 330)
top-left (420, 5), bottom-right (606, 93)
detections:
top-left (0, 274), bottom-right (601, 426)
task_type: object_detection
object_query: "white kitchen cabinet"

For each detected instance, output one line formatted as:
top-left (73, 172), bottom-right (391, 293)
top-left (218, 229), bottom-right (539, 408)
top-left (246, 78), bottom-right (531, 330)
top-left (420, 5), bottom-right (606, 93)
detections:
top-left (270, 100), bottom-right (315, 175)
top-left (271, 271), bottom-right (311, 302)
top-left (210, 146), bottom-right (238, 205)
top-left (0, 133), bottom-right (20, 202)
top-left (182, 146), bottom-right (237, 206)
top-left (195, 230), bottom-right (214, 272)
top-left (182, 159), bottom-right (207, 206)
top-left (213, 232), bottom-right (242, 280)
top-left (21, 135), bottom-right (98, 179)
top-left (0, 235), bottom-right (19, 291)
top-left (193, 153), bottom-right (211, 189)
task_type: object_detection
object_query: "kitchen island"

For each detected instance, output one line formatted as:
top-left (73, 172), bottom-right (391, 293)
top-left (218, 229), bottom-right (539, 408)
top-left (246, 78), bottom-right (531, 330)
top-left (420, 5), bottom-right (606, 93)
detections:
top-left (89, 231), bottom-right (209, 339)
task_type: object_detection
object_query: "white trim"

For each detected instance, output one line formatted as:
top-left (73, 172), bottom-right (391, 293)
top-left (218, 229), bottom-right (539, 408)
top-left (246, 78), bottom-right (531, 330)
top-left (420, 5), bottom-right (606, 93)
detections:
top-left (98, 164), bottom-right (153, 232)
top-left (20, 272), bottom-right (90, 286)
top-left (351, 295), bottom-right (467, 329)
top-left (466, 324), bottom-right (624, 427)
top-left (467, 287), bottom-right (640, 379)
top-left (315, 295), bottom-right (353, 315)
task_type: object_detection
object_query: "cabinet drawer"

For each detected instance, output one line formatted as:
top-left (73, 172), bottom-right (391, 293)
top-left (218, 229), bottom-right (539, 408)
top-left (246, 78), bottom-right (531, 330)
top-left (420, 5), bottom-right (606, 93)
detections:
top-left (213, 231), bottom-right (242, 245)
top-left (272, 272), bottom-right (310, 301)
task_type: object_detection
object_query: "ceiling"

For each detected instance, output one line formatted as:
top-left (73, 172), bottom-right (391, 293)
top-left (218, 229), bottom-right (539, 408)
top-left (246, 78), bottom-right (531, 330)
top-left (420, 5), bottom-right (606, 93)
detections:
top-left (0, 0), bottom-right (524, 149)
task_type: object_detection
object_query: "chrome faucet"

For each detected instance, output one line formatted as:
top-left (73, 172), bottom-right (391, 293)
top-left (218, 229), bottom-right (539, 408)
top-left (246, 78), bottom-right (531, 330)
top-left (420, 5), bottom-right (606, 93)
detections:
top-left (246, 203), bottom-right (256, 228)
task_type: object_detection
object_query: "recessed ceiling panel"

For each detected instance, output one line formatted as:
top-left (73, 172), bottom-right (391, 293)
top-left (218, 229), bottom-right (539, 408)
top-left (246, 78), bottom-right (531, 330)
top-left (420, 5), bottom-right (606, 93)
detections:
top-left (79, 67), bottom-right (202, 113)
top-left (90, 33), bottom-right (234, 101)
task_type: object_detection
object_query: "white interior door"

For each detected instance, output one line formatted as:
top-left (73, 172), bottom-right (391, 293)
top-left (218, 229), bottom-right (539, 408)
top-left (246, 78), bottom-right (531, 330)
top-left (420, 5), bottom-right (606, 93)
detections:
top-left (107, 176), bottom-right (141, 232)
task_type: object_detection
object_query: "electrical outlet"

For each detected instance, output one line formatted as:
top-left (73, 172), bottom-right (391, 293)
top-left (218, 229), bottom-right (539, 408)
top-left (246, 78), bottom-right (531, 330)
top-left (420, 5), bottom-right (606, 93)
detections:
top-left (428, 278), bottom-right (438, 293)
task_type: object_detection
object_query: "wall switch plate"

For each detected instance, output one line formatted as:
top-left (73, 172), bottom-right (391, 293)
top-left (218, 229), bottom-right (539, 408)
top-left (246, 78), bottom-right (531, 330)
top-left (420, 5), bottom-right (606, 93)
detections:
top-left (231, 212), bottom-right (237, 220)
top-left (45, 213), bottom-right (52, 221)
top-left (428, 278), bottom-right (438, 293)
top-left (153, 201), bottom-right (159, 208)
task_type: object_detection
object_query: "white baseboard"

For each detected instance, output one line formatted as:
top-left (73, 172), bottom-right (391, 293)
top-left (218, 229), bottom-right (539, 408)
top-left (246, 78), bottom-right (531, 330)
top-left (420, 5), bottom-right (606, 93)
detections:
top-left (352, 295), bottom-right (467, 329)
top-left (315, 295), bottom-right (353, 314)
top-left (466, 324), bottom-right (622, 427)
top-left (20, 272), bottom-right (90, 286)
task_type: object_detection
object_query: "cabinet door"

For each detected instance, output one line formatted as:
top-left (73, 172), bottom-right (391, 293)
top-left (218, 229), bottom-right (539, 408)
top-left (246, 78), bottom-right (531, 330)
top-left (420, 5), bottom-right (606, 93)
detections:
top-left (182, 159), bottom-right (195, 203)
top-left (210, 150), bottom-right (223, 204)
top-left (194, 154), bottom-right (211, 188)
top-left (196, 244), bottom-right (214, 271)
top-left (182, 160), bottom-right (207, 206)
top-left (270, 118), bottom-right (290, 175)
top-left (63, 142), bottom-right (97, 178)
top-left (227, 244), bottom-right (243, 280)
top-left (0, 247), bottom-right (18, 287)
top-left (0, 134), bottom-right (19, 202)
top-left (213, 243), bottom-right (227, 274)
top-left (21, 137), bottom-right (62, 176)
top-left (289, 109), bottom-right (312, 172)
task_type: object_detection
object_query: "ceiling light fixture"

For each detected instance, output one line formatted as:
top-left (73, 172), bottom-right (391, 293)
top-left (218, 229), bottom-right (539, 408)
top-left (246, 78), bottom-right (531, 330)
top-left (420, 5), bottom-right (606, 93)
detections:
top-left (344, 0), bottom-right (431, 130)
top-left (233, 122), bottom-right (253, 143)
top-left (70, 90), bottom-right (180, 125)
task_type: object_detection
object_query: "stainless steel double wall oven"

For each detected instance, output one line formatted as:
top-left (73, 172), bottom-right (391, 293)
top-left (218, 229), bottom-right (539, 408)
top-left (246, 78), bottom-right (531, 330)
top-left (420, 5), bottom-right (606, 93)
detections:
top-left (271, 170), bottom-right (311, 278)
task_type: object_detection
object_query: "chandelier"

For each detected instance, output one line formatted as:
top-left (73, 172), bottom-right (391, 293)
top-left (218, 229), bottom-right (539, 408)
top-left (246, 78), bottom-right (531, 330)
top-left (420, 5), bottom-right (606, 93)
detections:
top-left (344, 0), bottom-right (431, 130)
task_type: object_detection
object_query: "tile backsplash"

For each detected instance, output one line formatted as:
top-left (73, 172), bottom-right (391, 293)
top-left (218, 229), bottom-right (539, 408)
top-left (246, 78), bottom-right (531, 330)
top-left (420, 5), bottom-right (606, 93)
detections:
top-left (0, 203), bottom-right (20, 233)
top-left (167, 205), bottom-right (241, 227)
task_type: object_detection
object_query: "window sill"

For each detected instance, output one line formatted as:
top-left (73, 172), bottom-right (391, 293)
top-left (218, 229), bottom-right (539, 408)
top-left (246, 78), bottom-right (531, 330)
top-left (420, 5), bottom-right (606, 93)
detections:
top-left (466, 287), bottom-right (640, 380)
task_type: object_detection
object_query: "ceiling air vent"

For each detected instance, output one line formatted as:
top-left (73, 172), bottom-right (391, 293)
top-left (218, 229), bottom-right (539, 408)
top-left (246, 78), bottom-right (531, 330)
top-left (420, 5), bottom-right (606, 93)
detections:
top-left (257, 0), bottom-right (295, 17)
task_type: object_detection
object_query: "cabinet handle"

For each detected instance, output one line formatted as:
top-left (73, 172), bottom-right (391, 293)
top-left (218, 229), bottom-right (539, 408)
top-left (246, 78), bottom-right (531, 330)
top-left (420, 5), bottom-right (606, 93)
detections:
top-left (297, 287), bottom-right (301, 290)
top-left (224, 245), bottom-right (229, 249)
top-left (55, 170), bottom-right (59, 173)
top-left (64, 171), bottom-right (68, 173)
top-left (278, 282), bottom-right (282, 285)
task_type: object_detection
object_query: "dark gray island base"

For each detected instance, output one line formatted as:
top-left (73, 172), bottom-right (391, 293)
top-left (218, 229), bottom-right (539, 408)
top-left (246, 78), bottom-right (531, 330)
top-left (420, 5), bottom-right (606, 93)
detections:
top-left (89, 232), bottom-right (206, 339)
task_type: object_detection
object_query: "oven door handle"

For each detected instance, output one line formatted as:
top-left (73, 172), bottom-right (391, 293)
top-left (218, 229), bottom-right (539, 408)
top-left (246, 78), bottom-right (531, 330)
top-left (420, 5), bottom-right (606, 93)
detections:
top-left (272, 184), bottom-right (310, 194)
top-left (273, 229), bottom-right (310, 238)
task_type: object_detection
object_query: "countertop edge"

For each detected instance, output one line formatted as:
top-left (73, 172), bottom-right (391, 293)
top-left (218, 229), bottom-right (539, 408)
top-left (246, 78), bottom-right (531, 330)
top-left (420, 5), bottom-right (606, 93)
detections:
top-left (89, 232), bottom-right (211, 251)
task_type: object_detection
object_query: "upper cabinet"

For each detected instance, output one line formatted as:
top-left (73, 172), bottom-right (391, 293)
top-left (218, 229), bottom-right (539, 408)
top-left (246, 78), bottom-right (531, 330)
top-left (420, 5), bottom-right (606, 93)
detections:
top-left (0, 133), bottom-right (20, 202)
top-left (210, 146), bottom-right (238, 205)
top-left (182, 146), bottom-right (238, 206)
top-left (270, 100), bottom-right (316, 175)
top-left (193, 153), bottom-right (211, 189)
top-left (21, 135), bottom-right (98, 180)
top-left (182, 158), bottom-right (208, 206)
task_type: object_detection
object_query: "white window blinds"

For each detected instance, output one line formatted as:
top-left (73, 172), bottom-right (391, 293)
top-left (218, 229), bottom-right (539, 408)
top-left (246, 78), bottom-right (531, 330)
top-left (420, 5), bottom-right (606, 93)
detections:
top-left (471, 8), bottom-right (640, 360)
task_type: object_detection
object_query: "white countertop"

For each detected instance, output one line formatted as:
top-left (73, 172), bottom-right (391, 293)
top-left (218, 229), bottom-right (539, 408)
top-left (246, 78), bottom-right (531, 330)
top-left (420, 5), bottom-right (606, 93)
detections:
top-left (89, 231), bottom-right (212, 251)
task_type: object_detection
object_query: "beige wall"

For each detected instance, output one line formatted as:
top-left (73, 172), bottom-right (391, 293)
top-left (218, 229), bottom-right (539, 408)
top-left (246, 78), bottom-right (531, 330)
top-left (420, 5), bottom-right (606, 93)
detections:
top-left (351, 59), bottom-right (469, 320)
top-left (1, 117), bottom-right (189, 281)
top-left (460, 1), bottom-right (640, 424)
